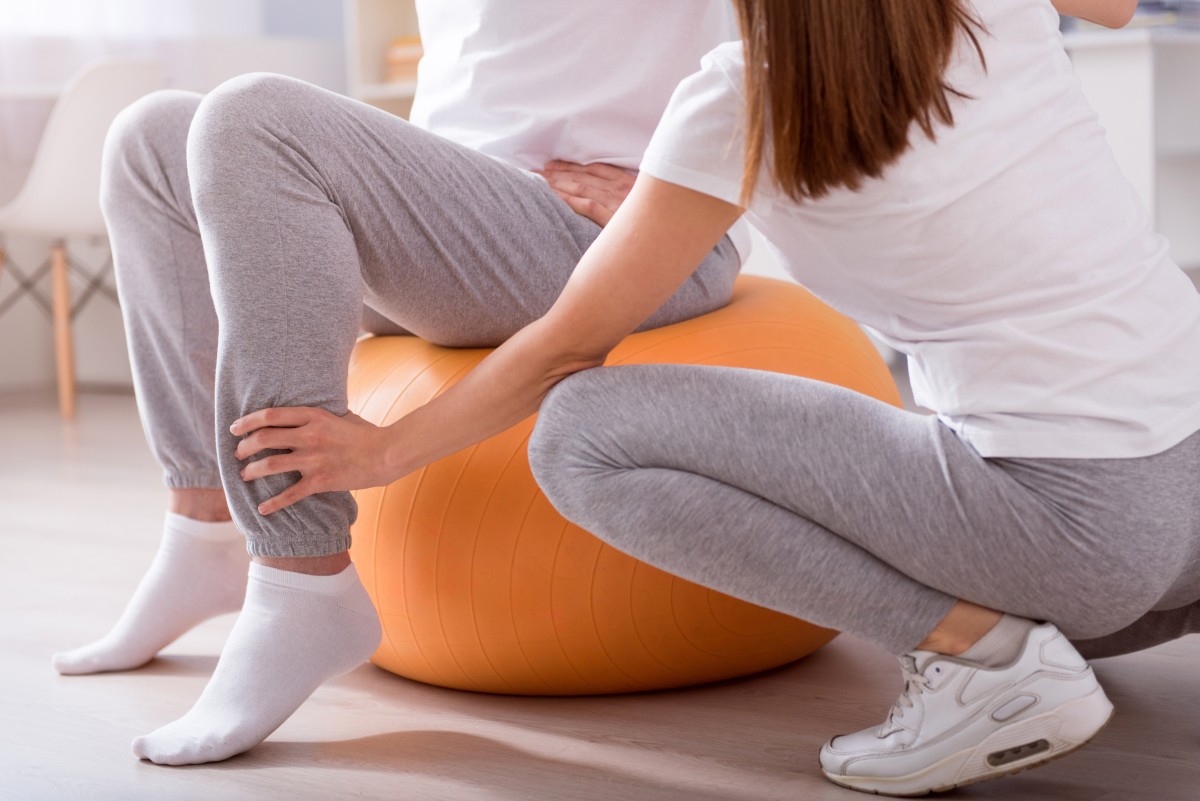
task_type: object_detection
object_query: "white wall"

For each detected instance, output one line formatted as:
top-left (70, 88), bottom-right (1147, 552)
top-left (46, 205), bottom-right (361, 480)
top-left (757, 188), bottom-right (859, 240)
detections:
top-left (4, 12), bottom-right (1197, 397)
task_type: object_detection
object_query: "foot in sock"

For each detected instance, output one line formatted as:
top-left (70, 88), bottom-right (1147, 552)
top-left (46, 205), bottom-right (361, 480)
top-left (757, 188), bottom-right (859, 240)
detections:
top-left (132, 562), bottom-right (382, 766)
top-left (52, 512), bottom-right (249, 675)
top-left (820, 616), bottom-right (1114, 796)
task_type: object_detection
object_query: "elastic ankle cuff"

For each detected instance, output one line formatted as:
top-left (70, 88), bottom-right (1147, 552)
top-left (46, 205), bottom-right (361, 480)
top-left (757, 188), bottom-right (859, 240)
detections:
top-left (163, 472), bottom-right (223, 490)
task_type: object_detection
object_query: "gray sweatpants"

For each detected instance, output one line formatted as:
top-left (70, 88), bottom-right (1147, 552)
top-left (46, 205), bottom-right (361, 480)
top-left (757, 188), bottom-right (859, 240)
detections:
top-left (101, 74), bottom-right (739, 558)
top-left (529, 365), bottom-right (1200, 657)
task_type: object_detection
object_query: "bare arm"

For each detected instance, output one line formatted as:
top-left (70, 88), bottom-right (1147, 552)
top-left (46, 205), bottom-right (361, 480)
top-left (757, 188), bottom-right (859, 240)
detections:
top-left (1052, 0), bottom-right (1138, 28)
top-left (233, 175), bottom-right (743, 513)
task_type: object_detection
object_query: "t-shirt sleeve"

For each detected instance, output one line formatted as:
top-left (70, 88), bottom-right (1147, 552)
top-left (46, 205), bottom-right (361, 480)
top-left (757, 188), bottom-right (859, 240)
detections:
top-left (640, 41), bottom-right (753, 209)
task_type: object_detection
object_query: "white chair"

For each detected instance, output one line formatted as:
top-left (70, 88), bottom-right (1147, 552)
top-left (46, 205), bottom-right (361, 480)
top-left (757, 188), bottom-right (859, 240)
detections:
top-left (0, 59), bottom-right (166, 419)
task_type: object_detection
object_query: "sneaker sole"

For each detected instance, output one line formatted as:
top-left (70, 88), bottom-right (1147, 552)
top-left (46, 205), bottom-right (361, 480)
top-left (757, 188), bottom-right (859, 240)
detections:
top-left (821, 685), bottom-right (1114, 797)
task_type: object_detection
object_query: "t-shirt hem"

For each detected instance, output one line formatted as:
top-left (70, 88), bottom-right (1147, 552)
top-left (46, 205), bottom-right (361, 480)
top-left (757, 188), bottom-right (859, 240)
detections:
top-left (951, 407), bottom-right (1200, 460)
top-left (641, 154), bottom-right (748, 209)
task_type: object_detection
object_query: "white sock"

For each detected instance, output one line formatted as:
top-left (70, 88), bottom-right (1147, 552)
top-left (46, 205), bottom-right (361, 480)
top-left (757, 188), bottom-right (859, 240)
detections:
top-left (52, 512), bottom-right (249, 675)
top-left (958, 613), bottom-right (1037, 668)
top-left (132, 562), bottom-right (382, 766)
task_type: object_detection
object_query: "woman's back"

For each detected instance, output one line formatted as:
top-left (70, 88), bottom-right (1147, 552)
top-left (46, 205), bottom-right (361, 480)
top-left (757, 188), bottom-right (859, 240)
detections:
top-left (643, 0), bottom-right (1200, 459)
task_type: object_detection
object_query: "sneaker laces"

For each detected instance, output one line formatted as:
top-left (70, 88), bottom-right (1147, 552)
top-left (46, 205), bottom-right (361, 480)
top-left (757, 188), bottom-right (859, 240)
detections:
top-left (879, 654), bottom-right (932, 736)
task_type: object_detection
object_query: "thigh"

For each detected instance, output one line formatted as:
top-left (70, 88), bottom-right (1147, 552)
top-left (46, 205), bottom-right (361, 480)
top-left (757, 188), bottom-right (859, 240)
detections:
top-left (534, 364), bottom-right (1177, 638)
top-left (202, 75), bottom-right (738, 348)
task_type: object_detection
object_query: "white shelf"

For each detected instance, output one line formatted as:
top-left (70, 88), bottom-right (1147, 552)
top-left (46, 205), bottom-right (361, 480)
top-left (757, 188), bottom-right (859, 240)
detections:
top-left (344, 0), bottom-right (418, 118)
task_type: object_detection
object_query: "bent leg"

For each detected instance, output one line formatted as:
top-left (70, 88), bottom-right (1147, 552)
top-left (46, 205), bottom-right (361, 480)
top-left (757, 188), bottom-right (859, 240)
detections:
top-left (530, 366), bottom-right (1149, 794)
top-left (529, 365), bottom-right (1183, 652)
top-left (188, 73), bottom-right (739, 559)
top-left (54, 92), bottom-right (251, 676)
top-left (134, 72), bottom-right (738, 763)
top-left (530, 366), bottom-right (954, 653)
top-left (104, 89), bottom-right (221, 489)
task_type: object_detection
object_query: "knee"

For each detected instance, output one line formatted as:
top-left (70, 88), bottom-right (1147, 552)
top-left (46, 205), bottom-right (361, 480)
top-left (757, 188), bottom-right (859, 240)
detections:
top-left (101, 89), bottom-right (200, 211)
top-left (528, 370), bottom-right (615, 522)
top-left (186, 73), bottom-right (306, 192)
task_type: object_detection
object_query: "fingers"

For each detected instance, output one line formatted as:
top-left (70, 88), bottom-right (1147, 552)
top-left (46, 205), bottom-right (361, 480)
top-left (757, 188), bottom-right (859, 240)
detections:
top-left (546, 177), bottom-right (615, 205)
top-left (240, 453), bottom-right (304, 482)
top-left (549, 177), bottom-right (617, 226)
top-left (258, 477), bottom-right (318, 515)
top-left (543, 159), bottom-right (588, 176)
top-left (235, 426), bottom-right (309, 460)
top-left (241, 453), bottom-right (322, 514)
top-left (547, 161), bottom-right (638, 194)
top-left (544, 159), bottom-right (634, 182)
top-left (230, 408), bottom-right (371, 514)
top-left (230, 406), bottom-right (320, 436)
top-left (555, 193), bottom-right (614, 227)
top-left (542, 161), bottom-right (635, 230)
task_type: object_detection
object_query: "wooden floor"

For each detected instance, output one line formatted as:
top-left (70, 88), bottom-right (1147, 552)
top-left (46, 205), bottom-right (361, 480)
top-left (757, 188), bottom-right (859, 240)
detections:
top-left (1, 391), bottom-right (1196, 801)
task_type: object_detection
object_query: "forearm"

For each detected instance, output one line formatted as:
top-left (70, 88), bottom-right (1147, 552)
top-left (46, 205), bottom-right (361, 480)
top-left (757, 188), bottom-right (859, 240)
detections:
top-left (382, 319), bottom-right (602, 477)
top-left (231, 179), bottom-right (742, 514)
top-left (1052, 0), bottom-right (1138, 28)
top-left (380, 174), bottom-right (742, 483)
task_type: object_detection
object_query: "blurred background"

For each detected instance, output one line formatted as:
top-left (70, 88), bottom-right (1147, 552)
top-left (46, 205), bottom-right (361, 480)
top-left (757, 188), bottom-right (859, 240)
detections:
top-left (0, 0), bottom-right (345, 398)
top-left (0, 0), bottom-right (1197, 407)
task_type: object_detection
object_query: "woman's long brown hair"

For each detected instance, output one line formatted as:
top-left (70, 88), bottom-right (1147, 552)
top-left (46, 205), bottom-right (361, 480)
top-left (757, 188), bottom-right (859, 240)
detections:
top-left (732, 0), bottom-right (984, 204)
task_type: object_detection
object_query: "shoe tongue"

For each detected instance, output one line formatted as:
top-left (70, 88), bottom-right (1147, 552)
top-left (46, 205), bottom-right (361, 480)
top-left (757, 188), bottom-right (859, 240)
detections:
top-left (903, 650), bottom-right (942, 675)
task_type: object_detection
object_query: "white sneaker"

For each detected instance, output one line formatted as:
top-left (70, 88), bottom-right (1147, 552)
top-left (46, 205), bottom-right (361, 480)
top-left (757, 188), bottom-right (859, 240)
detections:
top-left (819, 623), bottom-right (1113, 797)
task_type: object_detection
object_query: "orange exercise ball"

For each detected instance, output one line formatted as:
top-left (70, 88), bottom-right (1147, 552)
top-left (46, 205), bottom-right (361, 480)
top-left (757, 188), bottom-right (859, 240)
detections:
top-left (347, 276), bottom-right (901, 695)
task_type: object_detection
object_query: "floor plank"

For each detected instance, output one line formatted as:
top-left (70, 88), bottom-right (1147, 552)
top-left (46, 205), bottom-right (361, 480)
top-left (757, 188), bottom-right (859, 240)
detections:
top-left (1, 391), bottom-right (1196, 801)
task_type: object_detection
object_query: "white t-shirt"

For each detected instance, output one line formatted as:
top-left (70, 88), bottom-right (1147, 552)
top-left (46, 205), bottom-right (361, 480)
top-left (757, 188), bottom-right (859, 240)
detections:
top-left (409, 0), bottom-right (749, 259)
top-left (410, 0), bottom-right (734, 172)
top-left (641, 0), bottom-right (1200, 459)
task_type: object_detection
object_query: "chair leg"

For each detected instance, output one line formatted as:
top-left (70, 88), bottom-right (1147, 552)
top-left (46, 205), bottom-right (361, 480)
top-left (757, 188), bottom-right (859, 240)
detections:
top-left (51, 242), bottom-right (76, 420)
